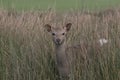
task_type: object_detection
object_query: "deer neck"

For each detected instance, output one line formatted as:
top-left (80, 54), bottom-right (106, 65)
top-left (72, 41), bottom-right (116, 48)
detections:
top-left (55, 41), bottom-right (66, 55)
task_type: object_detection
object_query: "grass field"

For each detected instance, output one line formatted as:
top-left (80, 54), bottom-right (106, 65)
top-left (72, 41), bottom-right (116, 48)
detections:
top-left (0, 0), bottom-right (120, 80)
top-left (0, 9), bottom-right (120, 80)
top-left (0, 0), bottom-right (120, 11)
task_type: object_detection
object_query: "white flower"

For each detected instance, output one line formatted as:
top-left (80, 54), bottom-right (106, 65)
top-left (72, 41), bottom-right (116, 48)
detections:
top-left (99, 38), bottom-right (108, 46)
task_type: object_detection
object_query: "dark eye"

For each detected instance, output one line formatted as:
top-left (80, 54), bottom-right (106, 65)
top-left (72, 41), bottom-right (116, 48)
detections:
top-left (62, 33), bottom-right (65, 35)
top-left (52, 33), bottom-right (55, 36)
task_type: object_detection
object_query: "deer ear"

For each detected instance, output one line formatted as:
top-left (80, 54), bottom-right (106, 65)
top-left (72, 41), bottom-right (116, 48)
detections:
top-left (44, 24), bottom-right (52, 32)
top-left (65, 23), bottom-right (72, 31)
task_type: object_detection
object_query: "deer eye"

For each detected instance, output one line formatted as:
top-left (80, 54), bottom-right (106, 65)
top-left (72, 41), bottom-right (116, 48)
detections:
top-left (62, 33), bottom-right (65, 35)
top-left (52, 33), bottom-right (55, 36)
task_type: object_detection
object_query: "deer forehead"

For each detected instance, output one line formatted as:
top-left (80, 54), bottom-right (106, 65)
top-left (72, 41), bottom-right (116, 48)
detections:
top-left (52, 27), bottom-right (66, 33)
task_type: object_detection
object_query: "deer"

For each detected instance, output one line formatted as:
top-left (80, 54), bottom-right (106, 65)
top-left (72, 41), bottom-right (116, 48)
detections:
top-left (44, 22), bottom-right (89, 79)
top-left (44, 22), bottom-right (108, 80)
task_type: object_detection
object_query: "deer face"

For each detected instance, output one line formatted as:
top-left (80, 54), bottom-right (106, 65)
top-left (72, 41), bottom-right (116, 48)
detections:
top-left (45, 23), bottom-right (72, 45)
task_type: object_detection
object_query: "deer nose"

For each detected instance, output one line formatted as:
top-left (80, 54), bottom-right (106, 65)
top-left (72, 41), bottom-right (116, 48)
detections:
top-left (56, 38), bottom-right (61, 43)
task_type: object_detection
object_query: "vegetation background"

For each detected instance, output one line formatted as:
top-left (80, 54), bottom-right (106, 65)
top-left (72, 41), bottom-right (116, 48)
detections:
top-left (0, 0), bottom-right (120, 80)
top-left (0, 0), bottom-right (120, 11)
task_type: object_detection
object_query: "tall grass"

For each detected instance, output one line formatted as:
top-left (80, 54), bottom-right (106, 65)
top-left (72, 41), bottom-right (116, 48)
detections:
top-left (0, 8), bottom-right (120, 80)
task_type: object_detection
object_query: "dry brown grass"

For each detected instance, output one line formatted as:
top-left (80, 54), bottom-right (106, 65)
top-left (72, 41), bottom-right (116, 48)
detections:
top-left (0, 8), bottom-right (120, 80)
